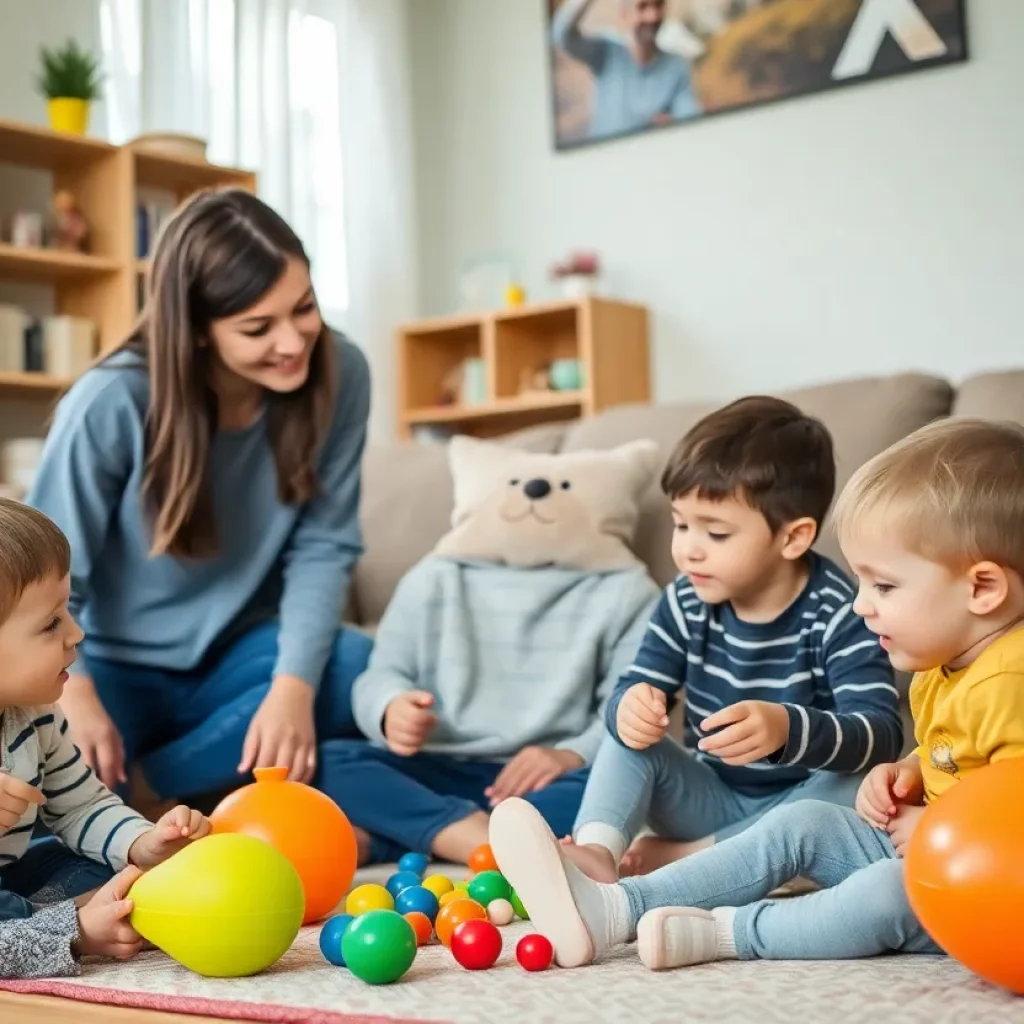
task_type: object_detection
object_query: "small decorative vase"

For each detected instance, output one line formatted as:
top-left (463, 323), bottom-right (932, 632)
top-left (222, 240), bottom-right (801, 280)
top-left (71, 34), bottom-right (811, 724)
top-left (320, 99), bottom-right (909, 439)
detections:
top-left (47, 98), bottom-right (90, 135)
top-left (560, 273), bottom-right (595, 299)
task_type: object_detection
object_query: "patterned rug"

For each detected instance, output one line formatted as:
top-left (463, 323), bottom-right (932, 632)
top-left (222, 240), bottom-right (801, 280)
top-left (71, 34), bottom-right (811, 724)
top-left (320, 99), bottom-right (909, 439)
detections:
top-left (0, 867), bottom-right (1020, 1023)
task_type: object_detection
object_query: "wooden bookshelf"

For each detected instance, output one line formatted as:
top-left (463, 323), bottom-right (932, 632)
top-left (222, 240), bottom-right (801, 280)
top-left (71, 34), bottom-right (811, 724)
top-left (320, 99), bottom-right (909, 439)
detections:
top-left (0, 117), bottom-right (257, 399)
top-left (396, 296), bottom-right (650, 438)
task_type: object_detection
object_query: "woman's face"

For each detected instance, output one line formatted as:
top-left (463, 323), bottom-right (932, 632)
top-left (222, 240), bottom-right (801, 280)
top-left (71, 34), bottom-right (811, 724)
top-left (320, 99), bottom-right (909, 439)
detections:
top-left (206, 256), bottom-right (323, 393)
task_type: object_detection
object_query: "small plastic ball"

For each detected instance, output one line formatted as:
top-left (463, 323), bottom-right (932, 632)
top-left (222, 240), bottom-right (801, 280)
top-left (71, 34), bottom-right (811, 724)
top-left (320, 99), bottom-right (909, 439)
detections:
top-left (318, 913), bottom-right (353, 966)
top-left (341, 910), bottom-right (417, 985)
top-left (395, 884), bottom-right (440, 922)
top-left (403, 911), bottom-right (433, 946)
top-left (516, 933), bottom-right (553, 972)
top-left (385, 870), bottom-right (422, 900)
top-left (435, 898), bottom-right (488, 947)
top-left (439, 889), bottom-right (466, 909)
top-left (454, 881), bottom-right (470, 892)
top-left (346, 883), bottom-right (394, 916)
top-left (451, 918), bottom-right (502, 970)
top-left (487, 898), bottom-right (514, 926)
top-left (468, 843), bottom-right (499, 874)
top-left (421, 874), bottom-right (454, 900)
top-left (509, 888), bottom-right (529, 920)
top-left (468, 869), bottom-right (511, 907)
top-left (398, 852), bottom-right (429, 877)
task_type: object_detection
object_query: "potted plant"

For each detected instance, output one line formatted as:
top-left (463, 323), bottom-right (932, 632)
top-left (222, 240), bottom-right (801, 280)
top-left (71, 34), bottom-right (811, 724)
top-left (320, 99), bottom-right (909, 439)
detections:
top-left (549, 250), bottom-right (601, 298)
top-left (37, 39), bottom-right (102, 136)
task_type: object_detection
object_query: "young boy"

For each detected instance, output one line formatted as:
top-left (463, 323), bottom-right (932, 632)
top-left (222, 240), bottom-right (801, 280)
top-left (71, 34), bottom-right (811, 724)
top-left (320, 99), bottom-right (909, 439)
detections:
top-left (0, 499), bottom-right (210, 979)
top-left (489, 417), bottom-right (1024, 969)
top-left (561, 396), bottom-right (902, 884)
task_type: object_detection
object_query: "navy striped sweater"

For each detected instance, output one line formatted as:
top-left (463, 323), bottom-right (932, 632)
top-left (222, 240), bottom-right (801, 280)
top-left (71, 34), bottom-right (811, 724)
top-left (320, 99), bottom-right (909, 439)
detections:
top-left (605, 553), bottom-right (903, 792)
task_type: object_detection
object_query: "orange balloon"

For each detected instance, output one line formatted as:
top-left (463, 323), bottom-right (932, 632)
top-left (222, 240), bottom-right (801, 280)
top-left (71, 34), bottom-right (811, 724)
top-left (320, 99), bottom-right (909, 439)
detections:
top-left (404, 911), bottom-right (433, 946)
top-left (905, 757), bottom-right (1024, 994)
top-left (467, 843), bottom-right (499, 875)
top-left (210, 766), bottom-right (357, 925)
top-left (435, 898), bottom-right (487, 947)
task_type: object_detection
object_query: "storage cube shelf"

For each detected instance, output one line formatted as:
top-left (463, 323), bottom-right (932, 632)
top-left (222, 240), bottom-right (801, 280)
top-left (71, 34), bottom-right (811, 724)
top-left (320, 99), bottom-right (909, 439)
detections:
top-left (397, 297), bottom-right (650, 438)
top-left (0, 117), bottom-right (256, 400)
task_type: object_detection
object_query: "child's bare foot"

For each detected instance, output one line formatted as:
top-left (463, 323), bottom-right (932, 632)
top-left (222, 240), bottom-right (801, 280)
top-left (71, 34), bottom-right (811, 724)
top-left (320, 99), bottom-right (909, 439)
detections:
top-left (558, 836), bottom-right (619, 883)
top-left (620, 835), bottom-right (712, 877)
top-left (353, 826), bottom-right (372, 866)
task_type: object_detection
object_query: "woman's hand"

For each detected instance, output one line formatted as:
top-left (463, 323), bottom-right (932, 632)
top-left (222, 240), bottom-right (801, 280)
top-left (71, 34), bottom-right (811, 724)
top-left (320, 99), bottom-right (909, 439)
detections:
top-left (238, 675), bottom-right (317, 783)
top-left (61, 675), bottom-right (127, 791)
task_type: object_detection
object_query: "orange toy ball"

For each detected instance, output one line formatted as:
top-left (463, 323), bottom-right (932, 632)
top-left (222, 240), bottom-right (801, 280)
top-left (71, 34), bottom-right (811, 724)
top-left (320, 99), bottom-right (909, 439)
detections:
top-left (435, 898), bottom-right (487, 948)
top-left (905, 757), bottom-right (1024, 994)
top-left (404, 911), bottom-right (433, 946)
top-left (210, 766), bottom-right (357, 925)
top-left (467, 843), bottom-right (499, 875)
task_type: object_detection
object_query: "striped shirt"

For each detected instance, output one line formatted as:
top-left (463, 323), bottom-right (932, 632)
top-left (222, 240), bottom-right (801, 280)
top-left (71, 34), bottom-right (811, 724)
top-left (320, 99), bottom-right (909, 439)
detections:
top-left (605, 553), bottom-right (903, 792)
top-left (0, 705), bottom-right (151, 874)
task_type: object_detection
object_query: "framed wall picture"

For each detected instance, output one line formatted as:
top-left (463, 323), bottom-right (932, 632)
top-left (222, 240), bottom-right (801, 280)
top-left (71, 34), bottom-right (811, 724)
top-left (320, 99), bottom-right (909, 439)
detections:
top-left (547, 0), bottom-right (968, 150)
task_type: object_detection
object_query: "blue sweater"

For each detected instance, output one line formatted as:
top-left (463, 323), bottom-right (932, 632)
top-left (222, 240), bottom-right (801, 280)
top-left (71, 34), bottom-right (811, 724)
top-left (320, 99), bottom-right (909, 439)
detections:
top-left (606, 554), bottom-right (902, 792)
top-left (26, 332), bottom-right (370, 690)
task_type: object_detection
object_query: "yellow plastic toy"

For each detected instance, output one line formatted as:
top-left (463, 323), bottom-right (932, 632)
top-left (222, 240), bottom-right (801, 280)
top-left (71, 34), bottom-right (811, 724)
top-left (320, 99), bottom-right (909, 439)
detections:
top-left (345, 882), bottom-right (394, 915)
top-left (128, 833), bottom-right (304, 977)
top-left (421, 874), bottom-right (454, 900)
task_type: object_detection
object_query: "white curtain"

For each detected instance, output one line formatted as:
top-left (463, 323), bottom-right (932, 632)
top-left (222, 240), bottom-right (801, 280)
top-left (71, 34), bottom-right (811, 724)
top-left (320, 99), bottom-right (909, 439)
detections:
top-left (99, 0), bottom-right (418, 439)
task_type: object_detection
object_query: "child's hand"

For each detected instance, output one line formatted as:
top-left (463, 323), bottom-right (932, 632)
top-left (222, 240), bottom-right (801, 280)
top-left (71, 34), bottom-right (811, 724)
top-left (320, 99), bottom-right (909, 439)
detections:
top-left (128, 805), bottom-right (211, 869)
top-left (485, 747), bottom-right (584, 806)
top-left (74, 866), bottom-right (145, 960)
top-left (616, 683), bottom-right (669, 750)
top-left (698, 701), bottom-right (789, 765)
top-left (887, 803), bottom-right (927, 857)
top-left (856, 759), bottom-right (924, 829)
top-left (384, 691), bottom-right (437, 756)
top-left (0, 772), bottom-right (45, 835)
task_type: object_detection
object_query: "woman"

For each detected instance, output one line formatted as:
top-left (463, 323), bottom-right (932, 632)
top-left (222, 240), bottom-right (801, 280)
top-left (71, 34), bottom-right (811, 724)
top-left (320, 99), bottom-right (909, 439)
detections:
top-left (27, 189), bottom-right (373, 809)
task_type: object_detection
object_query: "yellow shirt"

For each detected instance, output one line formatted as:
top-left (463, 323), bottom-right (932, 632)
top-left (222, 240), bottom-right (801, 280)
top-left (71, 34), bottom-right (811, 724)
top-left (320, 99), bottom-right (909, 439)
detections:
top-left (910, 626), bottom-right (1024, 802)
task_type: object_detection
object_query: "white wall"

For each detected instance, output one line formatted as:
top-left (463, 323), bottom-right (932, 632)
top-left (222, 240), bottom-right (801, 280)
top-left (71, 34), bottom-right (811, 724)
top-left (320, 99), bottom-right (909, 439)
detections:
top-left (410, 0), bottom-right (1023, 404)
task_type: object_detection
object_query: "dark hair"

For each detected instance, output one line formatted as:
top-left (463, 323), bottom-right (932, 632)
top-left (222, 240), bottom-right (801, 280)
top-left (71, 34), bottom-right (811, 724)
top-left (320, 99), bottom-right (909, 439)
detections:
top-left (0, 499), bottom-right (71, 625)
top-left (110, 188), bottom-right (334, 559)
top-left (660, 396), bottom-right (836, 530)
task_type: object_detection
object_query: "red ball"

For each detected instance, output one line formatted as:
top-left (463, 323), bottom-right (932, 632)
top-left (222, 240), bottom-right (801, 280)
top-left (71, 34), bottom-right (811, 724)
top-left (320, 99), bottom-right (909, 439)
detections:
top-left (516, 933), bottom-right (553, 972)
top-left (450, 918), bottom-right (502, 970)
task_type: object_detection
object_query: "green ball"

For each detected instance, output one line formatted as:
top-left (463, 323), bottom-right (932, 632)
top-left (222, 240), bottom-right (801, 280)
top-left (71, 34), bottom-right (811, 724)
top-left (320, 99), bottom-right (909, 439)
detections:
top-left (468, 869), bottom-right (511, 907)
top-left (509, 888), bottom-right (529, 920)
top-left (340, 910), bottom-right (417, 985)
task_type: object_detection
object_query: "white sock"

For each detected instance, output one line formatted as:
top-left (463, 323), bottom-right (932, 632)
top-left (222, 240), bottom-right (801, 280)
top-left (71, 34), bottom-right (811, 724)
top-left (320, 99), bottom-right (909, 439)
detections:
top-left (562, 857), bottom-right (632, 956)
top-left (574, 822), bottom-right (628, 863)
top-left (711, 907), bottom-right (739, 959)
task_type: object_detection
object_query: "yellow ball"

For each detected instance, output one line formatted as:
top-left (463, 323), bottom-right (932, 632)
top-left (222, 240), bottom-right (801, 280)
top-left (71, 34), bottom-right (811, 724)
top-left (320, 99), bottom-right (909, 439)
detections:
top-left (440, 889), bottom-right (473, 908)
top-left (421, 874), bottom-right (454, 899)
top-left (454, 881), bottom-right (470, 892)
top-left (346, 883), bottom-right (394, 915)
top-left (129, 833), bottom-right (303, 978)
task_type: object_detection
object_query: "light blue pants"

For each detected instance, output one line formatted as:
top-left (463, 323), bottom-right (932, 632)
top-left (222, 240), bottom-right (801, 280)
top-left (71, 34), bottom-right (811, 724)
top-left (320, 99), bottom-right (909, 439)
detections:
top-left (620, 799), bottom-right (943, 959)
top-left (574, 735), bottom-right (863, 847)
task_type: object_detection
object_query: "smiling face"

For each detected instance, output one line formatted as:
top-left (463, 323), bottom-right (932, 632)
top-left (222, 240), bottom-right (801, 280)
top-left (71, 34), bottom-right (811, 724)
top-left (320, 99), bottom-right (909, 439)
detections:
top-left (622, 0), bottom-right (665, 46)
top-left (0, 573), bottom-right (83, 707)
top-left (206, 256), bottom-right (323, 394)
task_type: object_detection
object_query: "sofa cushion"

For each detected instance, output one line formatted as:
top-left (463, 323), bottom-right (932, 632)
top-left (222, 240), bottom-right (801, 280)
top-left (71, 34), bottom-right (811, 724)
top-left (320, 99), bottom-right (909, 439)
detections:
top-left (352, 423), bottom-right (568, 625)
top-left (952, 371), bottom-right (1024, 425)
top-left (559, 374), bottom-right (953, 584)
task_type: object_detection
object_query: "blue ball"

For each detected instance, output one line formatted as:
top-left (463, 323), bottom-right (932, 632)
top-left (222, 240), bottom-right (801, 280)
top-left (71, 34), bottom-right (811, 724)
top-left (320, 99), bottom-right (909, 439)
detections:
top-left (398, 851), bottom-right (429, 877)
top-left (385, 870), bottom-right (422, 899)
top-left (319, 913), bottom-right (354, 967)
top-left (394, 884), bottom-right (440, 922)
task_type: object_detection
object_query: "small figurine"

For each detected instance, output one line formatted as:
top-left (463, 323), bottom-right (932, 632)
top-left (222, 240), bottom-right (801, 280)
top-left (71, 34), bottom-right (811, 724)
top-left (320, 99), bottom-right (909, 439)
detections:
top-left (51, 190), bottom-right (89, 252)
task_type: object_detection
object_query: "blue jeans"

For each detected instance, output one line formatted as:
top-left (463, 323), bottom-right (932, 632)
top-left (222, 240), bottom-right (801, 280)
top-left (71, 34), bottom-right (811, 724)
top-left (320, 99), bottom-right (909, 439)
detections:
top-left (0, 838), bottom-right (113, 920)
top-left (620, 800), bottom-right (942, 959)
top-left (316, 740), bottom-right (591, 863)
top-left (575, 735), bottom-right (863, 846)
top-left (85, 622), bottom-right (373, 801)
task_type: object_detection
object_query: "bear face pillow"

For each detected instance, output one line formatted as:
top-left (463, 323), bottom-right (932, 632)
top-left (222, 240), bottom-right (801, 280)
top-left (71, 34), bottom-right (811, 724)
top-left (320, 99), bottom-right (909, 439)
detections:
top-left (433, 436), bottom-right (661, 572)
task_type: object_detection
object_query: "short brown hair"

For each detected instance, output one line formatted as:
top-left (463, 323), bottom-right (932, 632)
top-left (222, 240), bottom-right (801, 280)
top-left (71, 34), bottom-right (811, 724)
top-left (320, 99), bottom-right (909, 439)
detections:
top-left (832, 417), bottom-right (1024, 577)
top-left (0, 499), bottom-right (71, 624)
top-left (661, 396), bottom-right (836, 530)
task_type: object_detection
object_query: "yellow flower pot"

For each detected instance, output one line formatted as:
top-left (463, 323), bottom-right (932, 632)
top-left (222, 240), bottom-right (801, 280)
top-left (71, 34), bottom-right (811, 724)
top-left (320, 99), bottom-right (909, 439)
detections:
top-left (47, 98), bottom-right (90, 135)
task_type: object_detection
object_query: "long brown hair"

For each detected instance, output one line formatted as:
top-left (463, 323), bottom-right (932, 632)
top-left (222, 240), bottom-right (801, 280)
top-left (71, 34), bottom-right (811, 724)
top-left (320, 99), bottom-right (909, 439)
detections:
top-left (112, 188), bottom-right (335, 559)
